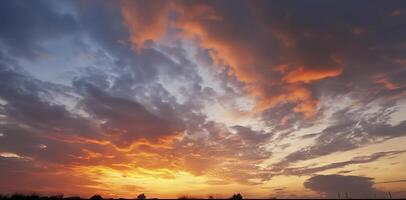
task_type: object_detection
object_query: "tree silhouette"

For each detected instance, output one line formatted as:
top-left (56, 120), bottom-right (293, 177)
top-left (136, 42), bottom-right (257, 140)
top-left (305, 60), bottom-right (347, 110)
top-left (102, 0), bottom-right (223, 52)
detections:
top-left (90, 195), bottom-right (103, 200)
top-left (230, 193), bottom-right (243, 200)
top-left (136, 194), bottom-right (146, 200)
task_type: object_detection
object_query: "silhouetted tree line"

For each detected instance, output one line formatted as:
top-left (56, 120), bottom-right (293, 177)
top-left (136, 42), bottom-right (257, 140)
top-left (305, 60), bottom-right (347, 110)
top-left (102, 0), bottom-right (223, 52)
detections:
top-left (0, 194), bottom-right (79, 200)
top-left (230, 193), bottom-right (243, 200)
top-left (0, 193), bottom-right (245, 200)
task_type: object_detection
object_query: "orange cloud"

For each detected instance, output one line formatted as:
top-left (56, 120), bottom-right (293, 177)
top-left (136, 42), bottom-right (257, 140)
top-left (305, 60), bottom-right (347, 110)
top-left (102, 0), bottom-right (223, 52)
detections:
top-left (272, 29), bottom-right (295, 47)
top-left (120, 0), bottom-right (258, 85)
top-left (351, 27), bottom-right (367, 36)
top-left (283, 67), bottom-right (343, 83)
top-left (173, 5), bottom-right (263, 84)
top-left (373, 74), bottom-right (398, 90)
top-left (390, 10), bottom-right (404, 17)
top-left (119, 1), bottom-right (338, 118)
top-left (121, 1), bottom-right (170, 50)
top-left (293, 100), bottom-right (319, 118)
top-left (252, 85), bottom-right (318, 118)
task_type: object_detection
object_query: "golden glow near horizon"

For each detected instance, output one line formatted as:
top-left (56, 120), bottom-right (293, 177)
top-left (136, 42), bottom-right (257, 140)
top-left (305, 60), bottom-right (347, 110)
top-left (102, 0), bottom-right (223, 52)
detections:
top-left (0, 0), bottom-right (406, 199)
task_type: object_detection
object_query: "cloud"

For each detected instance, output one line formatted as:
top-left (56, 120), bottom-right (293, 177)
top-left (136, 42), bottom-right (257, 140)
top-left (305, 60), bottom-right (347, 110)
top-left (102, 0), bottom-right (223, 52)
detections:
top-left (116, 0), bottom-right (406, 135)
top-left (0, 156), bottom-right (109, 196)
top-left (0, 62), bottom-right (98, 139)
top-left (272, 105), bottom-right (406, 169)
top-left (74, 80), bottom-right (186, 147)
top-left (279, 150), bottom-right (406, 176)
top-left (119, 0), bottom-right (406, 127)
top-left (0, 0), bottom-right (272, 188)
top-left (169, 121), bottom-right (272, 184)
top-left (304, 174), bottom-right (380, 198)
top-left (0, 0), bottom-right (76, 59)
top-left (283, 67), bottom-right (343, 84)
top-left (377, 180), bottom-right (406, 184)
top-left (231, 125), bottom-right (272, 144)
top-left (0, 0), bottom-right (406, 197)
top-left (121, 0), bottom-right (170, 50)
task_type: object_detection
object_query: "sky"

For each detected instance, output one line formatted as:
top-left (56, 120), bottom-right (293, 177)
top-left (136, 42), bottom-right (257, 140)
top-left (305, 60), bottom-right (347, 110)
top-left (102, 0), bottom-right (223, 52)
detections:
top-left (0, 0), bottom-right (406, 199)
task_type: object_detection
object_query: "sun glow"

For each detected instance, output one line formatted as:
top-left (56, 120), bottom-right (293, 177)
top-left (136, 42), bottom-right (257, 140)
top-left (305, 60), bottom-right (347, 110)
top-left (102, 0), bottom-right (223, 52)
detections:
top-left (73, 166), bottom-right (213, 198)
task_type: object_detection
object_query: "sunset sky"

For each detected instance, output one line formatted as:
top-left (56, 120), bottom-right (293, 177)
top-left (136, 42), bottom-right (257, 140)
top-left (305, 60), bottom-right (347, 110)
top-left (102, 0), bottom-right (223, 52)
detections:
top-left (1, 0), bottom-right (406, 199)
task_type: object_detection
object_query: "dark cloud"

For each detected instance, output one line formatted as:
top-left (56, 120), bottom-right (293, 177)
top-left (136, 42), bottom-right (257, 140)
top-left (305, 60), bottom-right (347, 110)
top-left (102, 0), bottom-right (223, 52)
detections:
top-left (260, 102), bottom-right (319, 138)
top-left (0, 157), bottom-right (103, 196)
top-left (168, 121), bottom-right (272, 184)
top-left (0, 0), bottom-right (76, 59)
top-left (74, 80), bottom-right (186, 147)
top-left (279, 150), bottom-right (406, 176)
top-left (272, 106), bottom-right (406, 169)
top-left (377, 180), bottom-right (406, 184)
top-left (304, 174), bottom-right (380, 198)
top-left (231, 125), bottom-right (272, 144)
top-left (0, 53), bottom-right (107, 166)
top-left (0, 63), bottom-right (97, 138)
top-left (191, 0), bottom-right (404, 107)
top-left (75, 0), bottom-right (203, 89)
top-left (0, 124), bottom-right (77, 164)
top-left (113, 0), bottom-right (405, 136)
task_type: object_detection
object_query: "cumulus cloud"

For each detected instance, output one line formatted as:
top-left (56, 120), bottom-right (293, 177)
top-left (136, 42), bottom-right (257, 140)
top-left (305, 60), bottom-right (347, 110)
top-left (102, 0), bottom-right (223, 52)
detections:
top-left (304, 174), bottom-right (381, 198)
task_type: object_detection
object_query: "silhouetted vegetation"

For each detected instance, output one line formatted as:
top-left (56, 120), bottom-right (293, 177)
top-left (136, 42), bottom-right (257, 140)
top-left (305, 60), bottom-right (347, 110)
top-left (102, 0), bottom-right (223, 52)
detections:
top-left (1, 194), bottom-right (67, 200)
top-left (64, 197), bottom-right (80, 200)
top-left (89, 195), bottom-right (102, 200)
top-left (177, 195), bottom-right (196, 199)
top-left (0, 192), bottom-right (395, 199)
top-left (136, 194), bottom-right (146, 200)
top-left (230, 193), bottom-right (243, 200)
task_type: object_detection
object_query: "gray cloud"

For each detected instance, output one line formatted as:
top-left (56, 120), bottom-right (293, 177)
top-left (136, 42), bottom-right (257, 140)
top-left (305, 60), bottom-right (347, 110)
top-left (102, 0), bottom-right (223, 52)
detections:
top-left (0, 63), bottom-right (98, 138)
top-left (0, 0), bottom-right (76, 59)
top-left (0, 157), bottom-right (102, 196)
top-left (172, 121), bottom-right (272, 184)
top-left (279, 150), bottom-right (406, 176)
top-left (74, 80), bottom-right (186, 147)
top-left (231, 125), bottom-right (272, 144)
top-left (272, 106), bottom-right (406, 169)
top-left (304, 174), bottom-right (380, 198)
top-left (377, 180), bottom-right (406, 184)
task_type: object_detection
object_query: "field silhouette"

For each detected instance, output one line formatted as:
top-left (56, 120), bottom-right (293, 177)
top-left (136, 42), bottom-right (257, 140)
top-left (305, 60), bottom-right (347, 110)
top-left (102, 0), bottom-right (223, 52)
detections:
top-left (0, 193), bottom-right (247, 200)
top-left (0, 193), bottom-right (396, 199)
